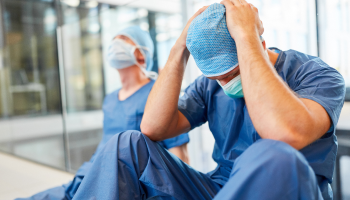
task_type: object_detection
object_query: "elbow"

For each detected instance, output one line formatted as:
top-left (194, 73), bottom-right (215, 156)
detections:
top-left (282, 132), bottom-right (307, 150)
top-left (140, 121), bottom-right (163, 141)
top-left (263, 120), bottom-right (312, 150)
top-left (279, 123), bottom-right (313, 150)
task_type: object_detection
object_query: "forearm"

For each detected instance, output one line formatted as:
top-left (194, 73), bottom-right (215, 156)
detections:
top-left (141, 6), bottom-right (208, 141)
top-left (141, 45), bottom-right (189, 141)
top-left (236, 35), bottom-right (315, 149)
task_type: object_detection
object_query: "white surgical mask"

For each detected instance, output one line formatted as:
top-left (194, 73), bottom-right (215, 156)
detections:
top-left (217, 75), bottom-right (244, 98)
top-left (107, 39), bottom-right (158, 79)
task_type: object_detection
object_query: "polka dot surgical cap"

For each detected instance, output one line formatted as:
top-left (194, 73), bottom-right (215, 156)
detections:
top-left (186, 3), bottom-right (238, 77)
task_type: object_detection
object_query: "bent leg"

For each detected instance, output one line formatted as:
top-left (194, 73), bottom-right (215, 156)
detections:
top-left (73, 130), bottom-right (221, 200)
top-left (214, 139), bottom-right (322, 200)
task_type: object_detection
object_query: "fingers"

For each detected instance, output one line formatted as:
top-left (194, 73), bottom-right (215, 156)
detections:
top-left (231, 0), bottom-right (243, 5)
top-left (249, 3), bottom-right (258, 13)
top-left (221, 0), bottom-right (252, 9)
top-left (259, 20), bottom-right (264, 35)
top-left (220, 0), bottom-right (234, 9)
top-left (247, 3), bottom-right (264, 35)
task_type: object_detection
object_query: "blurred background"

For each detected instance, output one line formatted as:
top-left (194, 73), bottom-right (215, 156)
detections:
top-left (0, 0), bottom-right (349, 199)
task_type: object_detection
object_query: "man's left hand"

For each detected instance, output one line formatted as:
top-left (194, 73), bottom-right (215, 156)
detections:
top-left (221, 0), bottom-right (264, 40)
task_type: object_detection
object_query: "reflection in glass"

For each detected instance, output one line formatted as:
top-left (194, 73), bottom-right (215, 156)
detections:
top-left (0, 0), bottom-right (65, 169)
top-left (0, 0), bottom-right (192, 173)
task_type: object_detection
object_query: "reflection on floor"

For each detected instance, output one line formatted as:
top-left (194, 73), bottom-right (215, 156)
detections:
top-left (0, 152), bottom-right (74, 200)
top-left (67, 130), bottom-right (102, 172)
top-left (0, 129), bottom-right (103, 173)
top-left (12, 135), bottom-right (66, 170)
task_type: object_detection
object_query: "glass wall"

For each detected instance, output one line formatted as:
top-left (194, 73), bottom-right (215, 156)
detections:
top-left (318, 0), bottom-right (350, 99)
top-left (0, 0), bottom-right (184, 172)
top-left (318, 1), bottom-right (350, 199)
top-left (0, 0), bottom-right (65, 169)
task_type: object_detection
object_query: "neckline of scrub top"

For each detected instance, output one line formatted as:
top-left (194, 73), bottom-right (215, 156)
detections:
top-left (268, 47), bottom-right (283, 69)
top-left (268, 47), bottom-right (282, 54)
top-left (117, 79), bottom-right (154, 102)
top-left (273, 50), bottom-right (284, 70)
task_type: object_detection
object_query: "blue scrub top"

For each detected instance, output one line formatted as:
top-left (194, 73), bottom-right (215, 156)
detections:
top-left (178, 49), bottom-right (345, 197)
top-left (98, 80), bottom-right (190, 154)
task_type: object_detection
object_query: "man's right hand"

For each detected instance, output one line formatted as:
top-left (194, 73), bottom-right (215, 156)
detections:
top-left (221, 0), bottom-right (264, 42)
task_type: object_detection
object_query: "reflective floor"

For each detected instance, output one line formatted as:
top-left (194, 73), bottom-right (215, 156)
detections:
top-left (0, 128), bottom-right (102, 172)
top-left (0, 145), bottom-right (349, 199)
top-left (0, 152), bottom-right (74, 200)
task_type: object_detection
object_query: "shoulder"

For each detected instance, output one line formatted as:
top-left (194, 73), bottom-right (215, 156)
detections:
top-left (277, 50), bottom-right (344, 87)
top-left (279, 49), bottom-right (333, 71)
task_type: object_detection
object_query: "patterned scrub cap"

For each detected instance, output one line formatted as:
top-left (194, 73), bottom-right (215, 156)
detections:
top-left (186, 3), bottom-right (238, 77)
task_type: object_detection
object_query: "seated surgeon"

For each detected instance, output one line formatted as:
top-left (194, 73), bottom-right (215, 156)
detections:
top-left (16, 26), bottom-right (189, 200)
top-left (72, 2), bottom-right (345, 200)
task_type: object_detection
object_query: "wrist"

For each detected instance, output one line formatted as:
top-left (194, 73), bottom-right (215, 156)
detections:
top-left (173, 40), bottom-right (187, 52)
top-left (170, 42), bottom-right (190, 60)
top-left (234, 32), bottom-right (261, 48)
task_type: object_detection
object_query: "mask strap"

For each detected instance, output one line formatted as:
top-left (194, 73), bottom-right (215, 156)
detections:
top-left (136, 63), bottom-right (158, 80)
top-left (133, 45), bottom-right (157, 79)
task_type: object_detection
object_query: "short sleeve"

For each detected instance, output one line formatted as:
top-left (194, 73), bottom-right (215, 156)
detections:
top-left (291, 58), bottom-right (346, 135)
top-left (158, 133), bottom-right (190, 149)
top-left (178, 76), bottom-right (208, 129)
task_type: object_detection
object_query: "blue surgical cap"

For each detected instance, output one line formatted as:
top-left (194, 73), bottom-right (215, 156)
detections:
top-left (116, 26), bottom-right (154, 71)
top-left (186, 3), bottom-right (238, 77)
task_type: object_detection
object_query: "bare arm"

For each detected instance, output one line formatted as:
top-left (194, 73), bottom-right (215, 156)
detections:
top-left (169, 144), bottom-right (190, 164)
top-left (141, 7), bottom-right (209, 141)
top-left (222, 0), bottom-right (331, 150)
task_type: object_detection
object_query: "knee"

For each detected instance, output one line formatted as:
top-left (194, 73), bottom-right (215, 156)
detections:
top-left (118, 130), bottom-right (147, 149)
top-left (103, 130), bottom-right (148, 153)
top-left (254, 139), bottom-right (308, 167)
top-left (255, 139), bottom-right (299, 156)
top-left (236, 139), bottom-right (311, 173)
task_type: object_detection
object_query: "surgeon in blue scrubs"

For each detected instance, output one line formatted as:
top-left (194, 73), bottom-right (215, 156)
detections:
top-left (16, 26), bottom-right (189, 200)
top-left (72, 2), bottom-right (345, 200)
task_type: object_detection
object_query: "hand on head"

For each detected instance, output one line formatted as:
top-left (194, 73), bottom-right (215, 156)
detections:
top-left (176, 1), bottom-right (263, 50)
top-left (220, 0), bottom-right (264, 40)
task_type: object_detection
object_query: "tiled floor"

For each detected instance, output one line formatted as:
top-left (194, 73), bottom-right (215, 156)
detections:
top-left (0, 152), bottom-right (74, 200)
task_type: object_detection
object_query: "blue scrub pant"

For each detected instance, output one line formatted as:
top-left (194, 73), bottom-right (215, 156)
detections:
top-left (72, 130), bottom-right (323, 200)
